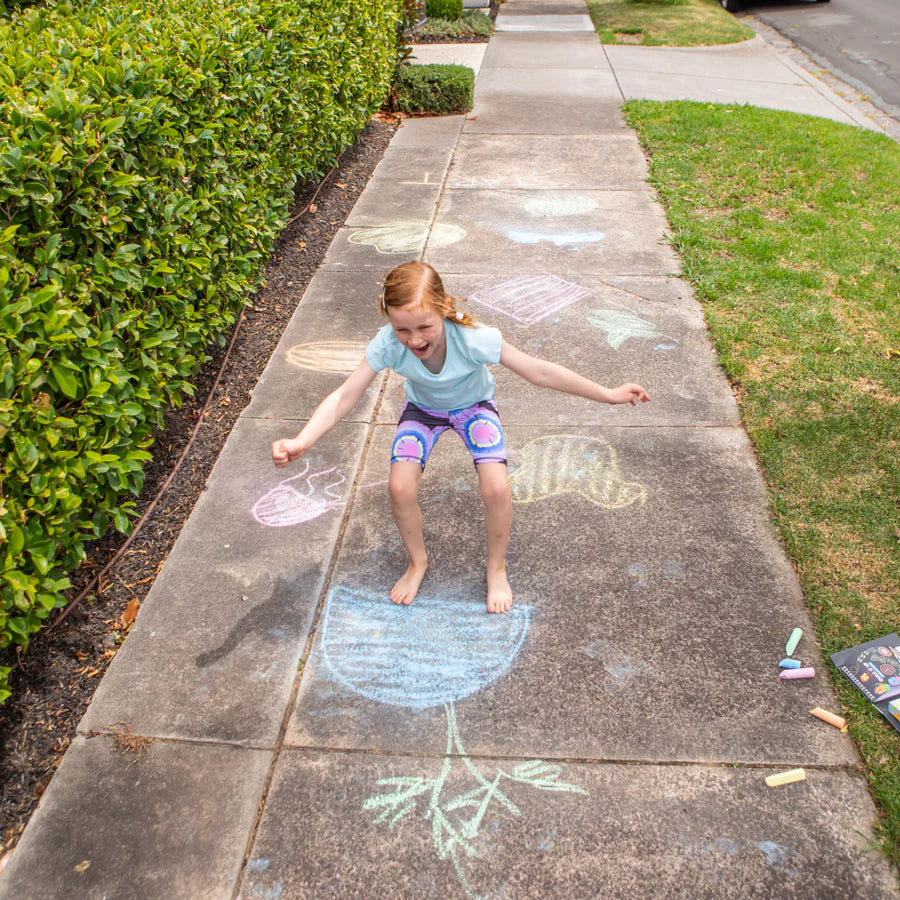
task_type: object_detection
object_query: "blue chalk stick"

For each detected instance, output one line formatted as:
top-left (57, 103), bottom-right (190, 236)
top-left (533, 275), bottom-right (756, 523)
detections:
top-left (779, 658), bottom-right (802, 669)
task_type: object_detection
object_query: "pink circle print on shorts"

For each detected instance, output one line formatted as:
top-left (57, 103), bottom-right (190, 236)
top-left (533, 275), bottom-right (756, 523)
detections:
top-left (467, 416), bottom-right (502, 450)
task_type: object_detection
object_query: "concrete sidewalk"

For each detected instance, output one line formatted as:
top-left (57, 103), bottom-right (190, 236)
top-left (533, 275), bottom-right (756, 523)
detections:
top-left (2, 1), bottom-right (898, 897)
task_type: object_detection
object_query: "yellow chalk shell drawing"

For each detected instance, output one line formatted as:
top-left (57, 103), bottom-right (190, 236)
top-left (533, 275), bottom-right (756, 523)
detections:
top-left (509, 434), bottom-right (646, 508)
top-left (347, 222), bottom-right (466, 254)
top-left (285, 341), bottom-right (367, 374)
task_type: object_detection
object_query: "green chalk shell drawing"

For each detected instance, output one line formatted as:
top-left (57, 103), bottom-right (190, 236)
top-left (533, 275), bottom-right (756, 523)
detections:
top-left (509, 434), bottom-right (647, 509)
top-left (587, 307), bottom-right (678, 350)
top-left (347, 221), bottom-right (466, 254)
top-left (523, 194), bottom-right (598, 217)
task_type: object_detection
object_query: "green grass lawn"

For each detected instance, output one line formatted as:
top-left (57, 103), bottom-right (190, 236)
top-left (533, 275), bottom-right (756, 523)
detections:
top-left (587, 0), bottom-right (754, 46)
top-left (624, 99), bottom-right (900, 865)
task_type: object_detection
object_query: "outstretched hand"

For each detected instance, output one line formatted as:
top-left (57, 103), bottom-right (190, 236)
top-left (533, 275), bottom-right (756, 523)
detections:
top-left (609, 383), bottom-right (651, 406)
top-left (271, 438), bottom-right (305, 468)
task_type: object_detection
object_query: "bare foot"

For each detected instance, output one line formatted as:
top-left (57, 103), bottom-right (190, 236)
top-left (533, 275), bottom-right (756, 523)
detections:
top-left (486, 566), bottom-right (513, 614)
top-left (390, 561), bottom-right (428, 606)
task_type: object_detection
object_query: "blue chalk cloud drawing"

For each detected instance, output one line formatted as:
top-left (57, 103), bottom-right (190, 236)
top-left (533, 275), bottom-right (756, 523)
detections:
top-left (320, 585), bottom-right (588, 899)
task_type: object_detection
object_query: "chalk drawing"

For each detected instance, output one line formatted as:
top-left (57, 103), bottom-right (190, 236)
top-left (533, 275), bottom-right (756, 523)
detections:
top-left (509, 435), bottom-right (646, 509)
top-left (251, 461), bottom-right (346, 527)
top-left (316, 586), bottom-right (587, 898)
top-left (757, 841), bottom-right (801, 878)
top-left (587, 307), bottom-right (678, 351)
top-left (470, 274), bottom-right (591, 326)
top-left (321, 585), bottom-right (530, 709)
top-left (364, 703), bottom-right (587, 898)
top-left (583, 639), bottom-right (650, 696)
top-left (285, 341), bottom-right (367, 374)
top-left (627, 560), bottom-right (686, 589)
top-left (505, 229), bottom-right (606, 249)
top-left (523, 195), bottom-right (598, 217)
top-left (449, 173), bottom-right (553, 190)
top-left (348, 222), bottom-right (466, 254)
top-left (679, 837), bottom-right (741, 884)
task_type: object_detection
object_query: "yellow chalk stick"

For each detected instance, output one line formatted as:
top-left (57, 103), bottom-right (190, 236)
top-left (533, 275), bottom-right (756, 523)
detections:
top-left (810, 707), bottom-right (846, 729)
top-left (765, 768), bottom-right (806, 787)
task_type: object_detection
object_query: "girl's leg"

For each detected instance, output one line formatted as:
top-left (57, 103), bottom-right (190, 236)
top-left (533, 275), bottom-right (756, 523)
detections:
top-left (388, 460), bottom-right (428, 605)
top-left (476, 462), bottom-right (513, 614)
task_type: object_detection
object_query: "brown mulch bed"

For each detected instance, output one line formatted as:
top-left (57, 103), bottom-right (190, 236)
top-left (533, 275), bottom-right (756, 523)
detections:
top-left (0, 114), bottom-right (399, 863)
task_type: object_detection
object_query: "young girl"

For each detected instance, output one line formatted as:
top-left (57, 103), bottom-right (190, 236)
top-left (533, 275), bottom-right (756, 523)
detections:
top-left (272, 262), bottom-right (650, 614)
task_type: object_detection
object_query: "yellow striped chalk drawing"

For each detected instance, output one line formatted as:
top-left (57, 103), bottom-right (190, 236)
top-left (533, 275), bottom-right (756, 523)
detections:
top-left (509, 435), bottom-right (646, 509)
top-left (347, 221), bottom-right (466, 254)
top-left (285, 341), bottom-right (367, 374)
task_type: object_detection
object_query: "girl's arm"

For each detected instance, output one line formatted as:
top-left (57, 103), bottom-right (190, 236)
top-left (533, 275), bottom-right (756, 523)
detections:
top-left (271, 359), bottom-right (379, 466)
top-left (499, 341), bottom-right (650, 406)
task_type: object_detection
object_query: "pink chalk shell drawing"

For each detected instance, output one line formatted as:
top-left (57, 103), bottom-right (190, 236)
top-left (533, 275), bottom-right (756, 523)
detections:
top-left (252, 461), bottom-right (346, 527)
top-left (470, 274), bottom-right (592, 326)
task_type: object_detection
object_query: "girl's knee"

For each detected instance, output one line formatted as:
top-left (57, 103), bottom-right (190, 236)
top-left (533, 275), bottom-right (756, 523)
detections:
top-left (478, 467), bottom-right (511, 506)
top-left (389, 465), bottom-right (421, 505)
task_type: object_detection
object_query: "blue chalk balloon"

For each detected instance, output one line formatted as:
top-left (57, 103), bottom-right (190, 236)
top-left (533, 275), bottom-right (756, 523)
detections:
top-left (779, 658), bottom-right (802, 669)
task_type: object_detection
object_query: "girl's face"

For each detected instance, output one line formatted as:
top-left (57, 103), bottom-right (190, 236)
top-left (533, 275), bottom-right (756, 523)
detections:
top-left (387, 302), bottom-right (446, 361)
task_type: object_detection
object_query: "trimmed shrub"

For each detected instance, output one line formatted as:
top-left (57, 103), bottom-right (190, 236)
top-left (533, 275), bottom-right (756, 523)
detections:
top-left (392, 63), bottom-right (474, 115)
top-left (418, 10), bottom-right (493, 39)
top-left (425, 0), bottom-right (463, 21)
top-left (0, 0), bottom-right (400, 702)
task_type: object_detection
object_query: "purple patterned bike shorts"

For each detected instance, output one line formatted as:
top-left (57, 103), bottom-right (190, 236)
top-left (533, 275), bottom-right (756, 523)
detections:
top-left (391, 398), bottom-right (507, 469)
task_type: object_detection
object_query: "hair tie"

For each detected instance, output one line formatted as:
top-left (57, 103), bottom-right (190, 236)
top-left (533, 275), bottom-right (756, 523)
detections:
top-left (455, 310), bottom-right (463, 320)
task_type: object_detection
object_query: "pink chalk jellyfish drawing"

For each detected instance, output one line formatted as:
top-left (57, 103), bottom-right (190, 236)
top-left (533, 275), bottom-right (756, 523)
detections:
top-left (251, 461), bottom-right (346, 527)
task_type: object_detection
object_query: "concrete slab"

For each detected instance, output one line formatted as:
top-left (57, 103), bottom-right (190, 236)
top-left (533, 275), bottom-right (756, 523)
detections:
top-left (463, 91), bottom-right (627, 134)
top-left (482, 31), bottom-right (606, 69)
top-left (496, 14), bottom-right (594, 32)
top-left (286, 425), bottom-right (856, 767)
top-left (368, 146), bottom-right (453, 184)
top-left (604, 37), bottom-right (801, 85)
top-left (474, 65), bottom-right (620, 99)
top-left (243, 271), bottom-right (385, 420)
top-left (0, 736), bottom-right (269, 900)
top-left (78, 417), bottom-right (368, 745)
top-left (612, 69), bottom-right (874, 128)
top-left (408, 43), bottom-right (488, 77)
top-left (500, 0), bottom-right (590, 13)
top-left (448, 134), bottom-right (650, 191)
top-left (389, 115), bottom-right (465, 148)
top-left (604, 40), bottom-right (880, 129)
top-left (424, 189), bottom-right (679, 276)
top-left (239, 751), bottom-right (896, 899)
top-left (343, 178), bottom-right (442, 227)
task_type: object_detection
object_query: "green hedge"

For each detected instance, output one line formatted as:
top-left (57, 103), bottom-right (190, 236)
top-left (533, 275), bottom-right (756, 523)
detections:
top-left (0, 0), bottom-right (400, 702)
top-left (392, 63), bottom-right (474, 114)
top-left (426, 0), bottom-right (463, 21)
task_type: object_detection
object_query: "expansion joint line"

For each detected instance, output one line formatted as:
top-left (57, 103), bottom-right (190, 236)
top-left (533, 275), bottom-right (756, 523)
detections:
top-left (231, 372), bottom-right (391, 899)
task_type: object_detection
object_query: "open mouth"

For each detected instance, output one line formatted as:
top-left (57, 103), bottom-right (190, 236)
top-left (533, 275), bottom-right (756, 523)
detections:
top-left (410, 343), bottom-right (430, 356)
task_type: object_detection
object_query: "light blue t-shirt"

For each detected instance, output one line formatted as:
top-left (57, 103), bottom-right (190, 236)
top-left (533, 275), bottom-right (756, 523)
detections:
top-left (365, 321), bottom-right (503, 412)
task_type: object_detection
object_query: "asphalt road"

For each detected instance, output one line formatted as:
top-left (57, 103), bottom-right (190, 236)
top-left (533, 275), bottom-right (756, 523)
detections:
top-left (740, 0), bottom-right (900, 117)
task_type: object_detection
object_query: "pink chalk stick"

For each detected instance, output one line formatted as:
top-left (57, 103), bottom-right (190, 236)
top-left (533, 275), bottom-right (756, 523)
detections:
top-left (779, 667), bottom-right (816, 680)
